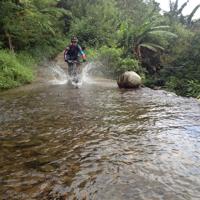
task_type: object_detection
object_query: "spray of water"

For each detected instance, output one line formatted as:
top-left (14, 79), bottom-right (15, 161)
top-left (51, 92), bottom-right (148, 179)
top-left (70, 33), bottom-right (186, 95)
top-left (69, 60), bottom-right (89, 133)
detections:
top-left (48, 64), bottom-right (68, 85)
top-left (48, 62), bottom-right (100, 85)
top-left (82, 62), bottom-right (97, 83)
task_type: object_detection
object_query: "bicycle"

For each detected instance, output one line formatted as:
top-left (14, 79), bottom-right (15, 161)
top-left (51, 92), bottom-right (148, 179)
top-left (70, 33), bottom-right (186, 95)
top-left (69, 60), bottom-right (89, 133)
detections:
top-left (67, 60), bottom-right (82, 87)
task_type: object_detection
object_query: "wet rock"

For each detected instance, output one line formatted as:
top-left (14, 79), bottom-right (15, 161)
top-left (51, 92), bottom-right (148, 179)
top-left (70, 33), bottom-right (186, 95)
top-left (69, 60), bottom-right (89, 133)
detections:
top-left (40, 164), bottom-right (55, 172)
top-left (36, 179), bottom-right (68, 200)
top-left (117, 71), bottom-right (142, 89)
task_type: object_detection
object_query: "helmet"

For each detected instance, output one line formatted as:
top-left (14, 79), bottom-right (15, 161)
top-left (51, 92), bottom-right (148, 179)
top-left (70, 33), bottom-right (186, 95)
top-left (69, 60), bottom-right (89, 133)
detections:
top-left (71, 36), bottom-right (78, 43)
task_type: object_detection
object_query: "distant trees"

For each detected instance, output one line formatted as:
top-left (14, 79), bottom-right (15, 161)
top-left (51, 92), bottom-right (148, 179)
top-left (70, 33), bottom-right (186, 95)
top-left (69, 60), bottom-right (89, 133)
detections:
top-left (158, 0), bottom-right (200, 97)
top-left (0, 0), bottom-right (69, 53)
top-left (0, 0), bottom-right (199, 97)
top-left (165, 0), bottom-right (200, 27)
top-left (0, 0), bottom-right (70, 89)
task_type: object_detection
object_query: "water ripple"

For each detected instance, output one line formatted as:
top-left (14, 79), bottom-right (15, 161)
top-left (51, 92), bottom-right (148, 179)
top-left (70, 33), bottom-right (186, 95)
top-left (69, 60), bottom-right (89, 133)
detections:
top-left (0, 83), bottom-right (200, 199)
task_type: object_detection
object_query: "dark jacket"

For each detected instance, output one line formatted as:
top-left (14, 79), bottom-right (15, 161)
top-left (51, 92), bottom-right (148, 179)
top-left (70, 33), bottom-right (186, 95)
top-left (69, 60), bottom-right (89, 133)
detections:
top-left (64, 44), bottom-right (85, 61)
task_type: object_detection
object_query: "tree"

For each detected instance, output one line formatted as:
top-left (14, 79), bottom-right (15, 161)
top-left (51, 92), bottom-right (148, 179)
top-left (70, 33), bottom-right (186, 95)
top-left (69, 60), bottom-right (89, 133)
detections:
top-left (164, 0), bottom-right (200, 27)
top-left (69, 0), bottom-right (120, 47)
top-left (133, 24), bottom-right (177, 60)
top-left (0, 0), bottom-right (69, 52)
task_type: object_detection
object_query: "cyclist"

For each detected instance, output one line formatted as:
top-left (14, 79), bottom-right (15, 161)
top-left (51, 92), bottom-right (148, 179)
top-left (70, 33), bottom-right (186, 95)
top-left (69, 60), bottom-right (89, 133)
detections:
top-left (64, 36), bottom-right (86, 76)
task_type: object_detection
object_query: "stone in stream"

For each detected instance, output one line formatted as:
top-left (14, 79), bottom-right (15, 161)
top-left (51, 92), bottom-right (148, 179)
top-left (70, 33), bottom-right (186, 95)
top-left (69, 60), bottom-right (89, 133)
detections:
top-left (117, 71), bottom-right (142, 89)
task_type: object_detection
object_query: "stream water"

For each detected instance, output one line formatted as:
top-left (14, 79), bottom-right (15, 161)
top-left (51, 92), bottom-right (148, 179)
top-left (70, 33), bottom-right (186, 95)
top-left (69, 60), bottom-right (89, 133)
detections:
top-left (0, 65), bottom-right (200, 200)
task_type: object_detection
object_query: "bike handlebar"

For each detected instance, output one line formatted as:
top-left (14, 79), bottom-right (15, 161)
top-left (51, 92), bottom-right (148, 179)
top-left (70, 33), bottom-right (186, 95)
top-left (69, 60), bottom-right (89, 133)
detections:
top-left (66, 60), bottom-right (86, 64)
top-left (67, 60), bottom-right (79, 63)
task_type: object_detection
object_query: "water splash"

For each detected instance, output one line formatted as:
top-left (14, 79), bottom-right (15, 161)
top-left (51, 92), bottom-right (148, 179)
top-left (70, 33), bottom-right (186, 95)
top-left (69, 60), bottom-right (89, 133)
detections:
top-left (82, 62), bottom-right (103, 84)
top-left (48, 64), bottom-right (68, 85)
top-left (48, 62), bottom-right (100, 86)
top-left (82, 62), bottom-right (95, 83)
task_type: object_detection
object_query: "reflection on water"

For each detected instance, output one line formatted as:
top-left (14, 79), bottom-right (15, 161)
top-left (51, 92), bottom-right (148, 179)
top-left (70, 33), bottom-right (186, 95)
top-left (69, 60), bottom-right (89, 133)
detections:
top-left (0, 80), bottom-right (200, 200)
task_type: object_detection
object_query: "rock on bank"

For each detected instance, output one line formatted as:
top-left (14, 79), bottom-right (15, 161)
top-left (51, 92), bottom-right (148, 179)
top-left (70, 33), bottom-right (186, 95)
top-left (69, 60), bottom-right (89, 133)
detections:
top-left (117, 71), bottom-right (142, 89)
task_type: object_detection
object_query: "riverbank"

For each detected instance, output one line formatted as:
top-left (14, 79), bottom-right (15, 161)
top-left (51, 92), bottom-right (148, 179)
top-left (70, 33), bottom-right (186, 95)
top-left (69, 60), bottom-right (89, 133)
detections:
top-left (0, 74), bottom-right (200, 199)
top-left (0, 50), bottom-right (36, 90)
top-left (0, 49), bottom-right (67, 91)
top-left (1, 49), bottom-right (199, 101)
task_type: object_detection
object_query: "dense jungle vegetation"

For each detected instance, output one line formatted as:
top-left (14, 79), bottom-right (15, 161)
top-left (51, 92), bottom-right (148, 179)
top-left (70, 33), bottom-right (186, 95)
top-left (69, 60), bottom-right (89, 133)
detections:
top-left (0, 0), bottom-right (200, 98)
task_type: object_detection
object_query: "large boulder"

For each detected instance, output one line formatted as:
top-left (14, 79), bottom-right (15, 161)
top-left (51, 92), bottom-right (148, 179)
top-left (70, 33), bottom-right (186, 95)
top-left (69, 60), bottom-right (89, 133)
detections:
top-left (117, 71), bottom-right (142, 89)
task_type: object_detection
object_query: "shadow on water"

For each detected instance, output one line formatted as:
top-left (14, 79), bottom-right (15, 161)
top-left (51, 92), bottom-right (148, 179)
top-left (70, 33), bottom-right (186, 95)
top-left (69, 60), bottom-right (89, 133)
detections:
top-left (0, 65), bottom-right (200, 200)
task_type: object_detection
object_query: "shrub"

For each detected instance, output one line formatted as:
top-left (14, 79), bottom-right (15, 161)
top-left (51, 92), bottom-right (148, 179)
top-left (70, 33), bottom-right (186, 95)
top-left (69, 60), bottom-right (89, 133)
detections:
top-left (96, 46), bottom-right (143, 78)
top-left (96, 46), bottom-right (122, 77)
top-left (85, 48), bottom-right (98, 61)
top-left (118, 58), bottom-right (140, 74)
top-left (27, 38), bottom-right (68, 61)
top-left (0, 50), bottom-right (35, 90)
top-left (186, 80), bottom-right (200, 98)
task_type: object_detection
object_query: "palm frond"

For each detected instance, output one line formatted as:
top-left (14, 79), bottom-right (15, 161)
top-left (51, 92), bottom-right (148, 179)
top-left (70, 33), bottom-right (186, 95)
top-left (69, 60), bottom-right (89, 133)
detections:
top-left (147, 43), bottom-right (165, 51)
top-left (150, 26), bottom-right (170, 31)
top-left (177, 0), bottom-right (189, 15)
top-left (139, 43), bottom-right (165, 52)
top-left (135, 22), bottom-right (155, 44)
top-left (169, 0), bottom-right (173, 12)
top-left (139, 43), bottom-right (157, 52)
top-left (187, 4), bottom-right (200, 25)
top-left (174, 0), bottom-right (179, 12)
top-left (148, 30), bottom-right (178, 38)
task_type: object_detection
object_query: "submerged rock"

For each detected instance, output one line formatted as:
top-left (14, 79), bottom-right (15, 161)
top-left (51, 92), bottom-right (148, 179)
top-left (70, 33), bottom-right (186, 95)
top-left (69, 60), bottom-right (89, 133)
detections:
top-left (117, 71), bottom-right (142, 89)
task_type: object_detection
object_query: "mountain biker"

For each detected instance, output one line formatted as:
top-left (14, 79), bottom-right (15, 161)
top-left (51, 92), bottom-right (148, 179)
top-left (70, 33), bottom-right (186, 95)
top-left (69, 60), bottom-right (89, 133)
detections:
top-left (64, 36), bottom-right (86, 76)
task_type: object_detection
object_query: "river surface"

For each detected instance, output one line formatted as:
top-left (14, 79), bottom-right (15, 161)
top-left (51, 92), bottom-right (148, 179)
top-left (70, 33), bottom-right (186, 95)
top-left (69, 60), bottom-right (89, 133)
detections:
top-left (0, 76), bottom-right (200, 200)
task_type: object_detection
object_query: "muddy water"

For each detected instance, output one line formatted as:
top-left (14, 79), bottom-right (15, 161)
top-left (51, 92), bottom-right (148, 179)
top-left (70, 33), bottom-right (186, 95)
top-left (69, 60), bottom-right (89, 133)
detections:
top-left (0, 80), bottom-right (200, 200)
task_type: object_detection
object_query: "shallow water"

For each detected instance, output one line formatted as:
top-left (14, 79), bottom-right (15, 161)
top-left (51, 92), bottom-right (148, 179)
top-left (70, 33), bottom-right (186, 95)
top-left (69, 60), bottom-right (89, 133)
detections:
top-left (0, 79), bottom-right (200, 200)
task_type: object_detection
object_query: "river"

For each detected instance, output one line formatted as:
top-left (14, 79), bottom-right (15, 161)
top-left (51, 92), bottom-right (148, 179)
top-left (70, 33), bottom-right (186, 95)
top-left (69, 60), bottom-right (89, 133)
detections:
top-left (0, 65), bottom-right (200, 200)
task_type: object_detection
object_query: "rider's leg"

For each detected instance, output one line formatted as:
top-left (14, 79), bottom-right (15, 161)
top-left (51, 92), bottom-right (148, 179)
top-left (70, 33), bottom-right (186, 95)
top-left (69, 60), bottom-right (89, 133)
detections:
top-left (68, 63), bottom-right (73, 76)
top-left (76, 62), bottom-right (81, 74)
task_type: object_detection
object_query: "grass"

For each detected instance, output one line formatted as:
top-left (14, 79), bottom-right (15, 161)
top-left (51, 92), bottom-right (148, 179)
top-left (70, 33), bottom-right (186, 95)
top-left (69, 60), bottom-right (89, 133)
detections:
top-left (0, 50), bottom-right (35, 90)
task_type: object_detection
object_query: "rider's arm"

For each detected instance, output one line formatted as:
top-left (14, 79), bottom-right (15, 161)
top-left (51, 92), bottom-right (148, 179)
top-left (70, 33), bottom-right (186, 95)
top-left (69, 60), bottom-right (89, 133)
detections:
top-left (78, 45), bottom-right (86, 60)
top-left (64, 47), bottom-right (69, 61)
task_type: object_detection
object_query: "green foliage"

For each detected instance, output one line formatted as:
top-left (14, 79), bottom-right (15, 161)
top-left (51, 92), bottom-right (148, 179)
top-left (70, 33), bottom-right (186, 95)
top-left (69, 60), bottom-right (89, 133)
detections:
top-left (165, 77), bottom-right (200, 98)
top-left (0, 0), bottom-right (68, 52)
top-left (98, 46), bottom-right (122, 66)
top-left (96, 46), bottom-right (142, 77)
top-left (119, 58), bottom-right (140, 73)
top-left (133, 23), bottom-right (177, 59)
top-left (69, 0), bottom-right (119, 47)
top-left (0, 0), bottom-right (69, 90)
top-left (165, 0), bottom-right (200, 26)
top-left (28, 38), bottom-right (68, 60)
top-left (162, 23), bottom-right (194, 64)
top-left (16, 52), bottom-right (36, 69)
top-left (0, 0), bottom-right (199, 98)
top-left (165, 76), bottom-right (185, 94)
top-left (160, 25), bottom-right (200, 98)
top-left (116, 12), bottom-right (177, 75)
top-left (0, 50), bottom-right (34, 89)
top-left (187, 80), bottom-right (200, 98)
top-left (97, 46), bottom-right (122, 77)
top-left (84, 48), bottom-right (98, 61)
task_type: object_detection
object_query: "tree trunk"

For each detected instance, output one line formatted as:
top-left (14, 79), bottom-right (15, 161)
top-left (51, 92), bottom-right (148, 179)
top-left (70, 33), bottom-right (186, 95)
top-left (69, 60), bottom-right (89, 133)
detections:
top-left (134, 46), bottom-right (141, 61)
top-left (5, 31), bottom-right (14, 53)
top-left (15, 0), bottom-right (21, 5)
